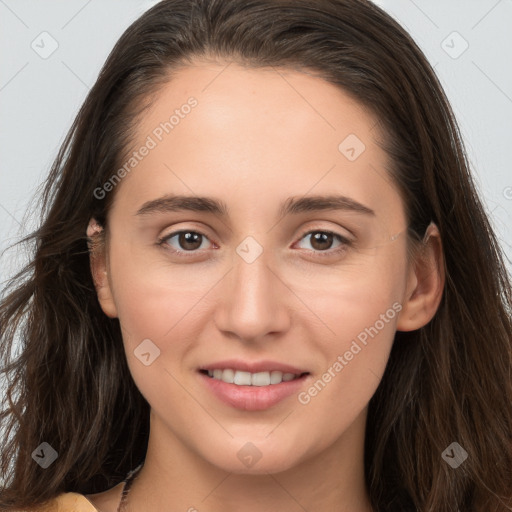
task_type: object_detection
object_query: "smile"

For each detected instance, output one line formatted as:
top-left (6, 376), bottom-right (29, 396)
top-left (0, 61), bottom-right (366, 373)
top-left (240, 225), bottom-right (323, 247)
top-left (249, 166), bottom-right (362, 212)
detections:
top-left (201, 369), bottom-right (307, 386)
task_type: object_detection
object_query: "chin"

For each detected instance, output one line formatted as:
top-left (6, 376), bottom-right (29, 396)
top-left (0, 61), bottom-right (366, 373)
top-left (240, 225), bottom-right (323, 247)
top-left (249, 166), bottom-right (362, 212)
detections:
top-left (217, 456), bottom-right (300, 475)
top-left (202, 439), bottom-right (307, 475)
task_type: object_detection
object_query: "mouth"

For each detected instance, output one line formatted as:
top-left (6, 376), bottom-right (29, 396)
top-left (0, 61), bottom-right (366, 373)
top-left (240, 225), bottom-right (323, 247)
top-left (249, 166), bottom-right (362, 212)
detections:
top-left (197, 362), bottom-right (311, 411)
top-left (199, 368), bottom-right (309, 386)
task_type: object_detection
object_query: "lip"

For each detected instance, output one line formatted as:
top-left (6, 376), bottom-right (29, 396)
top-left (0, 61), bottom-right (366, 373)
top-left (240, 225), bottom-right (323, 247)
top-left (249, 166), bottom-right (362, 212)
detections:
top-left (199, 371), bottom-right (310, 411)
top-left (199, 359), bottom-right (308, 374)
top-left (198, 359), bottom-right (310, 411)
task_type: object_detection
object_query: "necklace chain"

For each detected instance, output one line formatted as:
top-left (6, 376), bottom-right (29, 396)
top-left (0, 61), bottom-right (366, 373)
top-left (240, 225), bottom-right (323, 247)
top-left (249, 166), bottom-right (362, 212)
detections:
top-left (117, 464), bottom-right (143, 512)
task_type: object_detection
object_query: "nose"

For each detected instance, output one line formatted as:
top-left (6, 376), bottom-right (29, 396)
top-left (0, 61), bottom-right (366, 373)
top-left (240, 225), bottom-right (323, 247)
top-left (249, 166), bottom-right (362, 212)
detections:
top-left (213, 248), bottom-right (291, 343)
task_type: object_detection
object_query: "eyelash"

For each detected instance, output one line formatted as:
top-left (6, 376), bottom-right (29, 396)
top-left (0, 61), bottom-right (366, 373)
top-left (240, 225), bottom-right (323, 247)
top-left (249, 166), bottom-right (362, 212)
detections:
top-left (157, 228), bottom-right (352, 259)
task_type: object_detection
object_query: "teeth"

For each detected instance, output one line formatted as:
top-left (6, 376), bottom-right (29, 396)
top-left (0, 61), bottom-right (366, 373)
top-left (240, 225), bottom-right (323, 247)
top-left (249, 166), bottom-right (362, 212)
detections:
top-left (206, 369), bottom-right (301, 386)
top-left (251, 372), bottom-right (270, 386)
top-left (221, 368), bottom-right (234, 383)
top-left (270, 371), bottom-right (283, 384)
top-left (234, 371), bottom-right (252, 386)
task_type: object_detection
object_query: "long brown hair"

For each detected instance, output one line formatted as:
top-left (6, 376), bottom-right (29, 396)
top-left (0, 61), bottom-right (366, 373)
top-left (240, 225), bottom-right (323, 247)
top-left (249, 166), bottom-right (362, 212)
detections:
top-left (1, 1), bottom-right (511, 510)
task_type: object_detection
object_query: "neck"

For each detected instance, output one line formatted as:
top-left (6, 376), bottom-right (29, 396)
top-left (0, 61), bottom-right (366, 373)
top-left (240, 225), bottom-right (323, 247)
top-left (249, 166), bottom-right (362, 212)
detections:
top-left (125, 409), bottom-right (374, 512)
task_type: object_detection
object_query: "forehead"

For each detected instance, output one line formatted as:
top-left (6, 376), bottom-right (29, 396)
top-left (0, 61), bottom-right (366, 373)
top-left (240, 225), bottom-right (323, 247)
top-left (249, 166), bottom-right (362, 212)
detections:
top-left (112, 61), bottom-right (401, 226)
top-left (137, 60), bottom-right (379, 147)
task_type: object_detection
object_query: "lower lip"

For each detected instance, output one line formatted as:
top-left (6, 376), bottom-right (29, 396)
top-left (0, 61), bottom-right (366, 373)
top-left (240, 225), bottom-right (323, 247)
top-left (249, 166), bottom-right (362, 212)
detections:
top-left (199, 371), bottom-right (309, 411)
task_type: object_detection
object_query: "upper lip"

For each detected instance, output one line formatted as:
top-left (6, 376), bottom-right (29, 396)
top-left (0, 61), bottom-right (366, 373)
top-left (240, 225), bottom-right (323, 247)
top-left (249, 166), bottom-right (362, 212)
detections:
top-left (199, 359), bottom-right (309, 375)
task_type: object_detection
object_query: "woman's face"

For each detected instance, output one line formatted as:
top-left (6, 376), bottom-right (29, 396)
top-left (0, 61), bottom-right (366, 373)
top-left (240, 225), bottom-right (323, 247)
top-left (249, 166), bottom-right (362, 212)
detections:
top-left (96, 61), bottom-right (416, 474)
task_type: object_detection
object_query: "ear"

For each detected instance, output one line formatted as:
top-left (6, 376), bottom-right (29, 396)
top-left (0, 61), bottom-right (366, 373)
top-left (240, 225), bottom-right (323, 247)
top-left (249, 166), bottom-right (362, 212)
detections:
top-left (86, 218), bottom-right (118, 318)
top-left (396, 222), bottom-right (445, 331)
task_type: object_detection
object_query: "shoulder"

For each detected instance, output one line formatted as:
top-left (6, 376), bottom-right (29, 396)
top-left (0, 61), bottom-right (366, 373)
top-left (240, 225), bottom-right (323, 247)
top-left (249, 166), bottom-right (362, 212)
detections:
top-left (24, 492), bottom-right (99, 512)
top-left (19, 479), bottom-right (125, 512)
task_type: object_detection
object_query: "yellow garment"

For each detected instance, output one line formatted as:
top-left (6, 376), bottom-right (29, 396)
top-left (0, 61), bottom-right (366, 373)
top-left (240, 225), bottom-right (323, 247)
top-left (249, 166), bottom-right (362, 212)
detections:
top-left (27, 493), bottom-right (99, 512)
top-left (22, 478), bottom-right (129, 511)
top-left (25, 481), bottom-right (128, 512)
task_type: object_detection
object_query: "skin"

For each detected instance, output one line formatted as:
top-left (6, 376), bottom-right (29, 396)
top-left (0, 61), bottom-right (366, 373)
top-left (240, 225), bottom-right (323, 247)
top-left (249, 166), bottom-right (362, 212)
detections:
top-left (85, 60), bottom-right (444, 512)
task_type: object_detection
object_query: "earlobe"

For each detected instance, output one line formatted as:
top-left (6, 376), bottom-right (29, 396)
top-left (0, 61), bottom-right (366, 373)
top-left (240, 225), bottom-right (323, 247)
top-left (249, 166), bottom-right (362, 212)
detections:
top-left (396, 222), bottom-right (445, 332)
top-left (87, 218), bottom-right (118, 318)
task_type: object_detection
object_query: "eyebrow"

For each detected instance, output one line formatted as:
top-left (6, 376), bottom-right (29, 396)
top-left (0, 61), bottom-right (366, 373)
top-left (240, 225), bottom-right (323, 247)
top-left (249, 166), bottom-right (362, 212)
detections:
top-left (135, 194), bottom-right (375, 218)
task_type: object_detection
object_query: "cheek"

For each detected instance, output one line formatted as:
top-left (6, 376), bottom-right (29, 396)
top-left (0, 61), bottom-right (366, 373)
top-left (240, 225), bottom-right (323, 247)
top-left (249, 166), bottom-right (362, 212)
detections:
top-left (107, 239), bottom-right (216, 340)
top-left (295, 298), bottom-right (398, 450)
top-left (304, 290), bottom-right (399, 398)
top-left (292, 246), bottom-right (406, 342)
top-left (294, 250), bottom-right (405, 415)
top-left (107, 252), bottom-right (208, 410)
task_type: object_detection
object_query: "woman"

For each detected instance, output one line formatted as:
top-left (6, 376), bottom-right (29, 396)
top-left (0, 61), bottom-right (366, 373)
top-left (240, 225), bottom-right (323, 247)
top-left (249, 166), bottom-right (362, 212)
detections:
top-left (1, 0), bottom-right (511, 511)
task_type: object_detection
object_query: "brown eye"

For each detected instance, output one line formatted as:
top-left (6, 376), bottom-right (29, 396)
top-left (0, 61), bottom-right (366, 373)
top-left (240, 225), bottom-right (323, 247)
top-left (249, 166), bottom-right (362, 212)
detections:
top-left (309, 232), bottom-right (336, 251)
top-left (177, 232), bottom-right (203, 251)
top-left (160, 230), bottom-right (211, 254)
top-left (296, 230), bottom-right (349, 253)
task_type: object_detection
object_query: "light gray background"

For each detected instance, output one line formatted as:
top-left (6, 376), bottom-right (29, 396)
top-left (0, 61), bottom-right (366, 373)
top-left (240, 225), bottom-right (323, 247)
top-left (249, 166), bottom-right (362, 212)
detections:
top-left (0, 1), bottom-right (511, 304)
